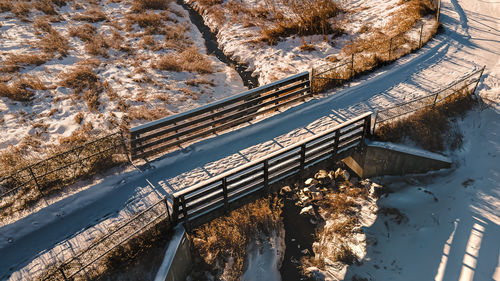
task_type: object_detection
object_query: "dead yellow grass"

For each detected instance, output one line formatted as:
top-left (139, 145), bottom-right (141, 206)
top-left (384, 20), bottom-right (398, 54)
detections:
top-left (128, 105), bottom-right (171, 121)
top-left (73, 6), bottom-right (107, 22)
top-left (37, 28), bottom-right (70, 56)
top-left (154, 47), bottom-right (214, 74)
top-left (59, 66), bottom-right (103, 111)
top-left (0, 53), bottom-right (50, 73)
top-left (191, 196), bottom-right (282, 281)
top-left (131, 0), bottom-right (170, 11)
top-left (375, 87), bottom-right (476, 151)
top-left (0, 76), bottom-right (46, 102)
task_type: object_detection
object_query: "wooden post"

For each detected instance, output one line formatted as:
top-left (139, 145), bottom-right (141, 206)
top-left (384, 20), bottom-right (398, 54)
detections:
top-left (300, 145), bottom-right (306, 187)
top-left (222, 178), bottom-right (229, 213)
top-left (419, 24), bottom-right (424, 49)
top-left (263, 160), bottom-right (269, 193)
top-left (388, 38), bottom-right (393, 61)
top-left (119, 131), bottom-right (133, 164)
top-left (437, 0), bottom-right (441, 22)
top-left (310, 67), bottom-right (315, 94)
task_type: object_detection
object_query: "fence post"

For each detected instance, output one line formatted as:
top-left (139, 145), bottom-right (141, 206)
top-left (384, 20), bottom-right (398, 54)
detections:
top-left (180, 195), bottom-right (189, 230)
top-left (119, 131), bottom-right (133, 164)
top-left (59, 268), bottom-right (69, 281)
top-left (171, 197), bottom-right (179, 225)
top-left (372, 112), bottom-right (379, 135)
top-left (299, 144), bottom-right (306, 187)
top-left (28, 166), bottom-right (44, 196)
top-left (164, 196), bottom-right (172, 224)
top-left (263, 160), bottom-right (269, 193)
top-left (332, 130), bottom-right (340, 162)
top-left (360, 115), bottom-right (371, 146)
top-left (437, 0), bottom-right (441, 22)
top-left (309, 67), bottom-right (315, 94)
top-left (388, 38), bottom-right (393, 61)
top-left (471, 66), bottom-right (485, 95)
top-left (350, 53), bottom-right (355, 80)
top-left (222, 177), bottom-right (229, 213)
top-left (419, 24), bottom-right (424, 49)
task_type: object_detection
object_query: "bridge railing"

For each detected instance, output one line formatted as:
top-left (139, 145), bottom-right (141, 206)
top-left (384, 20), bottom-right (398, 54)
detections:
top-left (130, 72), bottom-right (311, 160)
top-left (171, 112), bottom-right (372, 229)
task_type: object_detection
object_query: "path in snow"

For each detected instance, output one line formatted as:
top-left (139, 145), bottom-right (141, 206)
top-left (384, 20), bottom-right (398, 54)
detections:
top-left (1, 0), bottom-right (499, 279)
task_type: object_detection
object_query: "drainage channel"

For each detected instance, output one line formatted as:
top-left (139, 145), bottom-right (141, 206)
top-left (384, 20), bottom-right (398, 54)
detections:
top-left (178, 0), bottom-right (259, 89)
top-left (280, 194), bottom-right (317, 281)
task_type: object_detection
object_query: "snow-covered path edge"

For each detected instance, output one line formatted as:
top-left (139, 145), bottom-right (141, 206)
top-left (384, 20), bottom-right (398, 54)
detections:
top-left (1, 0), bottom-right (499, 278)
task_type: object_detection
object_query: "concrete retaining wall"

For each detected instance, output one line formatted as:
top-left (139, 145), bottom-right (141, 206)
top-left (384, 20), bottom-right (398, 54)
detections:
top-left (343, 141), bottom-right (452, 178)
top-left (154, 225), bottom-right (192, 281)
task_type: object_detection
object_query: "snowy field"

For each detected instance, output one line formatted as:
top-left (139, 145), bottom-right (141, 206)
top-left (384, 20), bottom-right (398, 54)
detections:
top-left (0, 0), bottom-right (499, 279)
top-left (0, 0), bottom-right (245, 154)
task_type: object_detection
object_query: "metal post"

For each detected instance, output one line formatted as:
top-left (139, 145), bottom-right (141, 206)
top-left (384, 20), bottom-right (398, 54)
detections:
top-left (28, 166), bottom-right (44, 196)
top-left (164, 196), bottom-right (172, 224)
top-left (300, 145), bottom-right (306, 187)
top-left (471, 66), bottom-right (485, 95)
top-left (419, 24), bottom-right (424, 49)
top-left (332, 130), bottom-right (340, 162)
top-left (388, 38), bottom-right (393, 61)
top-left (360, 115), bottom-right (371, 146)
top-left (263, 160), bottom-right (269, 193)
top-left (59, 268), bottom-right (69, 281)
top-left (350, 53), bottom-right (355, 80)
top-left (222, 178), bottom-right (229, 213)
top-left (180, 195), bottom-right (189, 229)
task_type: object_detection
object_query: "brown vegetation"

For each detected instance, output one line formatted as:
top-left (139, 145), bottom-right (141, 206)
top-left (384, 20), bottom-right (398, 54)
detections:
top-left (190, 196), bottom-right (283, 281)
top-left (154, 47), bottom-right (214, 74)
top-left (0, 76), bottom-right (46, 101)
top-left (375, 87), bottom-right (476, 151)
top-left (0, 53), bottom-right (50, 73)
top-left (131, 0), bottom-right (170, 11)
top-left (37, 28), bottom-right (70, 56)
top-left (73, 6), bottom-right (107, 22)
top-left (59, 66), bottom-right (103, 111)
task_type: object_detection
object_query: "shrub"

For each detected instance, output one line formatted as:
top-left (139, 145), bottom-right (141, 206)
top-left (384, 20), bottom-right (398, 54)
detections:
top-left (0, 76), bottom-right (46, 102)
top-left (0, 53), bottom-right (50, 73)
top-left (73, 6), bottom-right (107, 22)
top-left (154, 47), bottom-right (213, 74)
top-left (37, 28), bottom-right (70, 56)
top-left (127, 11), bottom-right (162, 28)
top-left (132, 0), bottom-right (170, 11)
top-left (68, 23), bottom-right (97, 42)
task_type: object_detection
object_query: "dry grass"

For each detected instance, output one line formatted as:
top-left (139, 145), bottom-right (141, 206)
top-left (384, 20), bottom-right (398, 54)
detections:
top-left (37, 28), bottom-right (70, 56)
top-left (131, 0), bottom-right (170, 11)
top-left (35, 0), bottom-right (58, 15)
top-left (256, 0), bottom-right (343, 45)
top-left (127, 11), bottom-right (162, 29)
top-left (84, 34), bottom-right (110, 58)
top-left (128, 105), bottom-right (171, 121)
top-left (74, 112), bottom-right (84, 124)
top-left (154, 46), bottom-right (214, 74)
top-left (0, 76), bottom-right (46, 102)
top-left (191, 196), bottom-right (282, 281)
top-left (375, 87), bottom-right (476, 151)
top-left (33, 16), bottom-right (52, 33)
top-left (73, 6), bottom-right (107, 22)
top-left (59, 66), bottom-right (103, 111)
top-left (163, 23), bottom-right (192, 50)
top-left (0, 53), bottom-right (50, 73)
top-left (69, 23), bottom-right (97, 42)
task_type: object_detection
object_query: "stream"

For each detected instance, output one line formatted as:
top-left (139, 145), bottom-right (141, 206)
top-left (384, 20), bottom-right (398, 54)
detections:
top-left (178, 0), bottom-right (259, 89)
top-left (280, 195), bottom-right (317, 281)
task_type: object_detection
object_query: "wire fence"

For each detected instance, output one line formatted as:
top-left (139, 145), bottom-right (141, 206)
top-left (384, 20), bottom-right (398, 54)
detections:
top-left (41, 197), bottom-right (171, 281)
top-left (373, 66), bottom-right (485, 132)
top-left (311, 1), bottom-right (440, 93)
top-left (0, 131), bottom-right (129, 220)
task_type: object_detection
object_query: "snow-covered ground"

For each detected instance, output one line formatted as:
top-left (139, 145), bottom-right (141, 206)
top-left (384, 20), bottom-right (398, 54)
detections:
top-left (187, 0), bottom-right (438, 85)
top-left (0, 0), bottom-right (498, 279)
top-left (345, 106), bottom-right (500, 281)
top-left (0, 0), bottom-right (245, 153)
